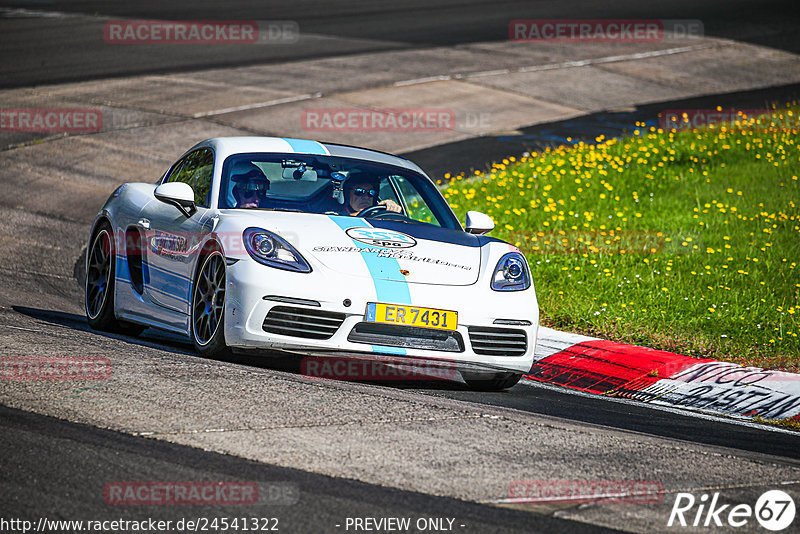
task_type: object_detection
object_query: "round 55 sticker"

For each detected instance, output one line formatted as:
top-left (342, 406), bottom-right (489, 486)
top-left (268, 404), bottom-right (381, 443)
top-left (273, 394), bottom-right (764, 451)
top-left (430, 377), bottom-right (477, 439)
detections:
top-left (346, 227), bottom-right (417, 249)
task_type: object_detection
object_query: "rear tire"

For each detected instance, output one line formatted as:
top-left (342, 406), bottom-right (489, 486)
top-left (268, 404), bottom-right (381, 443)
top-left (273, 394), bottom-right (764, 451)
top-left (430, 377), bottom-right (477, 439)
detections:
top-left (191, 250), bottom-right (231, 359)
top-left (85, 221), bottom-right (145, 336)
top-left (462, 372), bottom-right (522, 391)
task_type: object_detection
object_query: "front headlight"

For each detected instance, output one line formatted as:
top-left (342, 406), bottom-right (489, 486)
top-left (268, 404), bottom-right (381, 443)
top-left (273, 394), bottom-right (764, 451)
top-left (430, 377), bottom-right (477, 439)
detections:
top-left (491, 252), bottom-right (531, 291)
top-left (243, 227), bottom-right (311, 273)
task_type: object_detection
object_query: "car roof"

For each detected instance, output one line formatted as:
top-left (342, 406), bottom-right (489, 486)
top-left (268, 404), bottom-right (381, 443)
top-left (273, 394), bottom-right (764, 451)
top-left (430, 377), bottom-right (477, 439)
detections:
top-left (188, 137), bottom-right (427, 175)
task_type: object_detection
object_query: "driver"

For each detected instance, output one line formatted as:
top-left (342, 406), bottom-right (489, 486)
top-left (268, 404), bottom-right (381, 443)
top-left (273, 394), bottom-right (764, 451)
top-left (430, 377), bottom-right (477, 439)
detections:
top-left (343, 171), bottom-right (402, 216)
top-left (231, 163), bottom-right (270, 209)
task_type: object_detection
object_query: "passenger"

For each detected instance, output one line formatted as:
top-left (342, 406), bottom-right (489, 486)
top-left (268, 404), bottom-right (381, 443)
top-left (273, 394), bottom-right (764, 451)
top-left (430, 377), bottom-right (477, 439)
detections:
top-left (231, 164), bottom-right (270, 209)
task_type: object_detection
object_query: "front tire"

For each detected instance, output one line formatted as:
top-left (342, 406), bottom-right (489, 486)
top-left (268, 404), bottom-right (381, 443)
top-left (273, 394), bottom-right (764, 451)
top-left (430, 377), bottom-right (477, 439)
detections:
top-left (462, 371), bottom-right (522, 391)
top-left (85, 221), bottom-right (144, 336)
top-left (191, 250), bottom-right (230, 358)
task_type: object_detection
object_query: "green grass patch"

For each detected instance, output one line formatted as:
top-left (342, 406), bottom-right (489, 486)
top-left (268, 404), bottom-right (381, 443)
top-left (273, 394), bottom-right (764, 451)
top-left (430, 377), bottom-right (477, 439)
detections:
top-left (443, 108), bottom-right (800, 370)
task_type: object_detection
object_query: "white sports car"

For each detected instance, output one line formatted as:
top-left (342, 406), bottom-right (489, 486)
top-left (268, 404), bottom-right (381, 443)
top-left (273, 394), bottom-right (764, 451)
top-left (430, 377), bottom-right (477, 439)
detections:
top-left (85, 137), bottom-right (538, 390)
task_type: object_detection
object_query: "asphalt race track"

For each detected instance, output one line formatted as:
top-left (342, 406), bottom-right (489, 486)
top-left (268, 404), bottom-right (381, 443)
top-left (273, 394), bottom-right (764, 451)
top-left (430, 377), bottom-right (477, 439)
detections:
top-left (2, 0), bottom-right (800, 88)
top-left (1, 1), bottom-right (800, 532)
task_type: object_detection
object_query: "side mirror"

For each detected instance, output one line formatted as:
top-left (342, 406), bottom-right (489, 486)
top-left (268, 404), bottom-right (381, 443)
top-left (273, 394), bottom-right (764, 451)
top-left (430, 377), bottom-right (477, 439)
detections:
top-left (465, 211), bottom-right (494, 235)
top-left (154, 182), bottom-right (196, 217)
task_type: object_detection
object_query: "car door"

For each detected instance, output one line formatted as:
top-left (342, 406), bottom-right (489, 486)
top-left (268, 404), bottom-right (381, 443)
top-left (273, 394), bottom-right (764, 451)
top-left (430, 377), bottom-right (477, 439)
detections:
top-left (141, 148), bottom-right (215, 318)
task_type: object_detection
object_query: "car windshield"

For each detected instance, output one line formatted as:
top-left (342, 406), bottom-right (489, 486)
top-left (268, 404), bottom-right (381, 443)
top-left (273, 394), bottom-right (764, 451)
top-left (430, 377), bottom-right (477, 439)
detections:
top-left (219, 153), bottom-right (460, 229)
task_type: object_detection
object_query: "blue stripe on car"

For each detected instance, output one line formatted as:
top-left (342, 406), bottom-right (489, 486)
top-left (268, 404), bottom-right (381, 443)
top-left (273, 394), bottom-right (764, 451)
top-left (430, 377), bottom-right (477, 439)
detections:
top-left (282, 138), bottom-right (328, 155)
top-left (117, 256), bottom-right (189, 304)
top-left (147, 284), bottom-right (190, 305)
top-left (372, 346), bottom-right (407, 355)
top-left (145, 262), bottom-right (192, 284)
top-left (328, 216), bottom-right (412, 305)
top-left (327, 215), bottom-right (411, 356)
top-left (116, 257), bottom-right (130, 284)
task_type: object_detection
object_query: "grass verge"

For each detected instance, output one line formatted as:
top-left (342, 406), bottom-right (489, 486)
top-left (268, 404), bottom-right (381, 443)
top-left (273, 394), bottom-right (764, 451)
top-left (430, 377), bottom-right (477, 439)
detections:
top-left (443, 107), bottom-right (799, 370)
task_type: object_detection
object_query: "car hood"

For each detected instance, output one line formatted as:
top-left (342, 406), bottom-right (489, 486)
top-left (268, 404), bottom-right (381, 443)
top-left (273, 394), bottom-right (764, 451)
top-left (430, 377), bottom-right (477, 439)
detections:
top-left (220, 211), bottom-right (489, 286)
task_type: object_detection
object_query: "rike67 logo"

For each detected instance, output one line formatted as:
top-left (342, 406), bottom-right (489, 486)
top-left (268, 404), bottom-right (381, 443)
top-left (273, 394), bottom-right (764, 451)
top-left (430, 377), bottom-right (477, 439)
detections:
top-left (668, 490), bottom-right (795, 531)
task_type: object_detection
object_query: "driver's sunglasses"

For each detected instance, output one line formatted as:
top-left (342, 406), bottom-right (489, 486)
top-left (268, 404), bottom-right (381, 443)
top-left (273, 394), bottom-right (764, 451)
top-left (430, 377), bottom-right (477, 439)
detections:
top-left (352, 188), bottom-right (378, 198)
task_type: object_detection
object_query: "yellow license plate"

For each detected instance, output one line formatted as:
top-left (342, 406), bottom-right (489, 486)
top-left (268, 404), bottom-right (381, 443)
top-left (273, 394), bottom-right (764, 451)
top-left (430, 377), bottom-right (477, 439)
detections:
top-left (365, 302), bottom-right (457, 331)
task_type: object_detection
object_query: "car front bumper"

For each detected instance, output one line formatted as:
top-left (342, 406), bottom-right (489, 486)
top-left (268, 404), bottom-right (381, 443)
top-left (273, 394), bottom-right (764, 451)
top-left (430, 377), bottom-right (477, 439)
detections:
top-left (223, 258), bottom-right (539, 375)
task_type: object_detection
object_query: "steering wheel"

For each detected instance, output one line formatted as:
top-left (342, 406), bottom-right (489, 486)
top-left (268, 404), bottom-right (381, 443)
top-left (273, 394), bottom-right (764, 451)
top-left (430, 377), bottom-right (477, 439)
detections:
top-left (357, 205), bottom-right (389, 218)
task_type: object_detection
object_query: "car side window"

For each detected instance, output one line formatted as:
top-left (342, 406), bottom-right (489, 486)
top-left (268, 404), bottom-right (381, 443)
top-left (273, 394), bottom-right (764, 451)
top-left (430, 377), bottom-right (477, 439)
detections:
top-left (164, 159), bottom-right (185, 184)
top-left (166, 148), bottom-right (214, 207)
top-left (391, 175), bottom-right (441, 226)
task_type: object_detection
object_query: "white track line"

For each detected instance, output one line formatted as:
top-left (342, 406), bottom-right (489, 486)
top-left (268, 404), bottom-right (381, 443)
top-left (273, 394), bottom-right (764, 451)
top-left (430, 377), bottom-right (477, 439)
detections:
top-left (192, 93), bottom-right (322, 118)
top-left (0, 8), bottom-right (75, 19)
top-left (393, 75), bottom-right (454, 87)
top-left (393, 43), bottom-right (722, 87)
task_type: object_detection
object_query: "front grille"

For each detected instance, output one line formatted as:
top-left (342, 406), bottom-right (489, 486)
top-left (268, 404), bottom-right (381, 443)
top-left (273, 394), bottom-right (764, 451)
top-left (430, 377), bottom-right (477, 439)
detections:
top-left (348, 322), bottom-right (464, 352)
top-left (468, 326), bottom-right (527, 356)
top-left (262, 306), bottom-right (346, 340)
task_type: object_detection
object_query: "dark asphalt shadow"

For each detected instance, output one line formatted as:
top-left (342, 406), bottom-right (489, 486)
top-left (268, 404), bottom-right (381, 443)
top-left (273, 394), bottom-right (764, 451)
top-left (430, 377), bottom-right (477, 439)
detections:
top-left (11, 305), bottom-right (195, 356)
top-left (417, 380), bottom-right (800, 461)
top-left (8, 305), bottom-right (473, 390)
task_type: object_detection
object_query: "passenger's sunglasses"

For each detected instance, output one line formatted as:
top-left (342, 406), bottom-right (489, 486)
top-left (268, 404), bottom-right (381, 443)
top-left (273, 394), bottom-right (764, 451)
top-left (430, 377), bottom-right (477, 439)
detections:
top-left (239, 182), bottom-right (267, 198)
top-left (238, 182), bottom-right (267, 193)
top-left (352, 188), bottom-right (377, 198)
